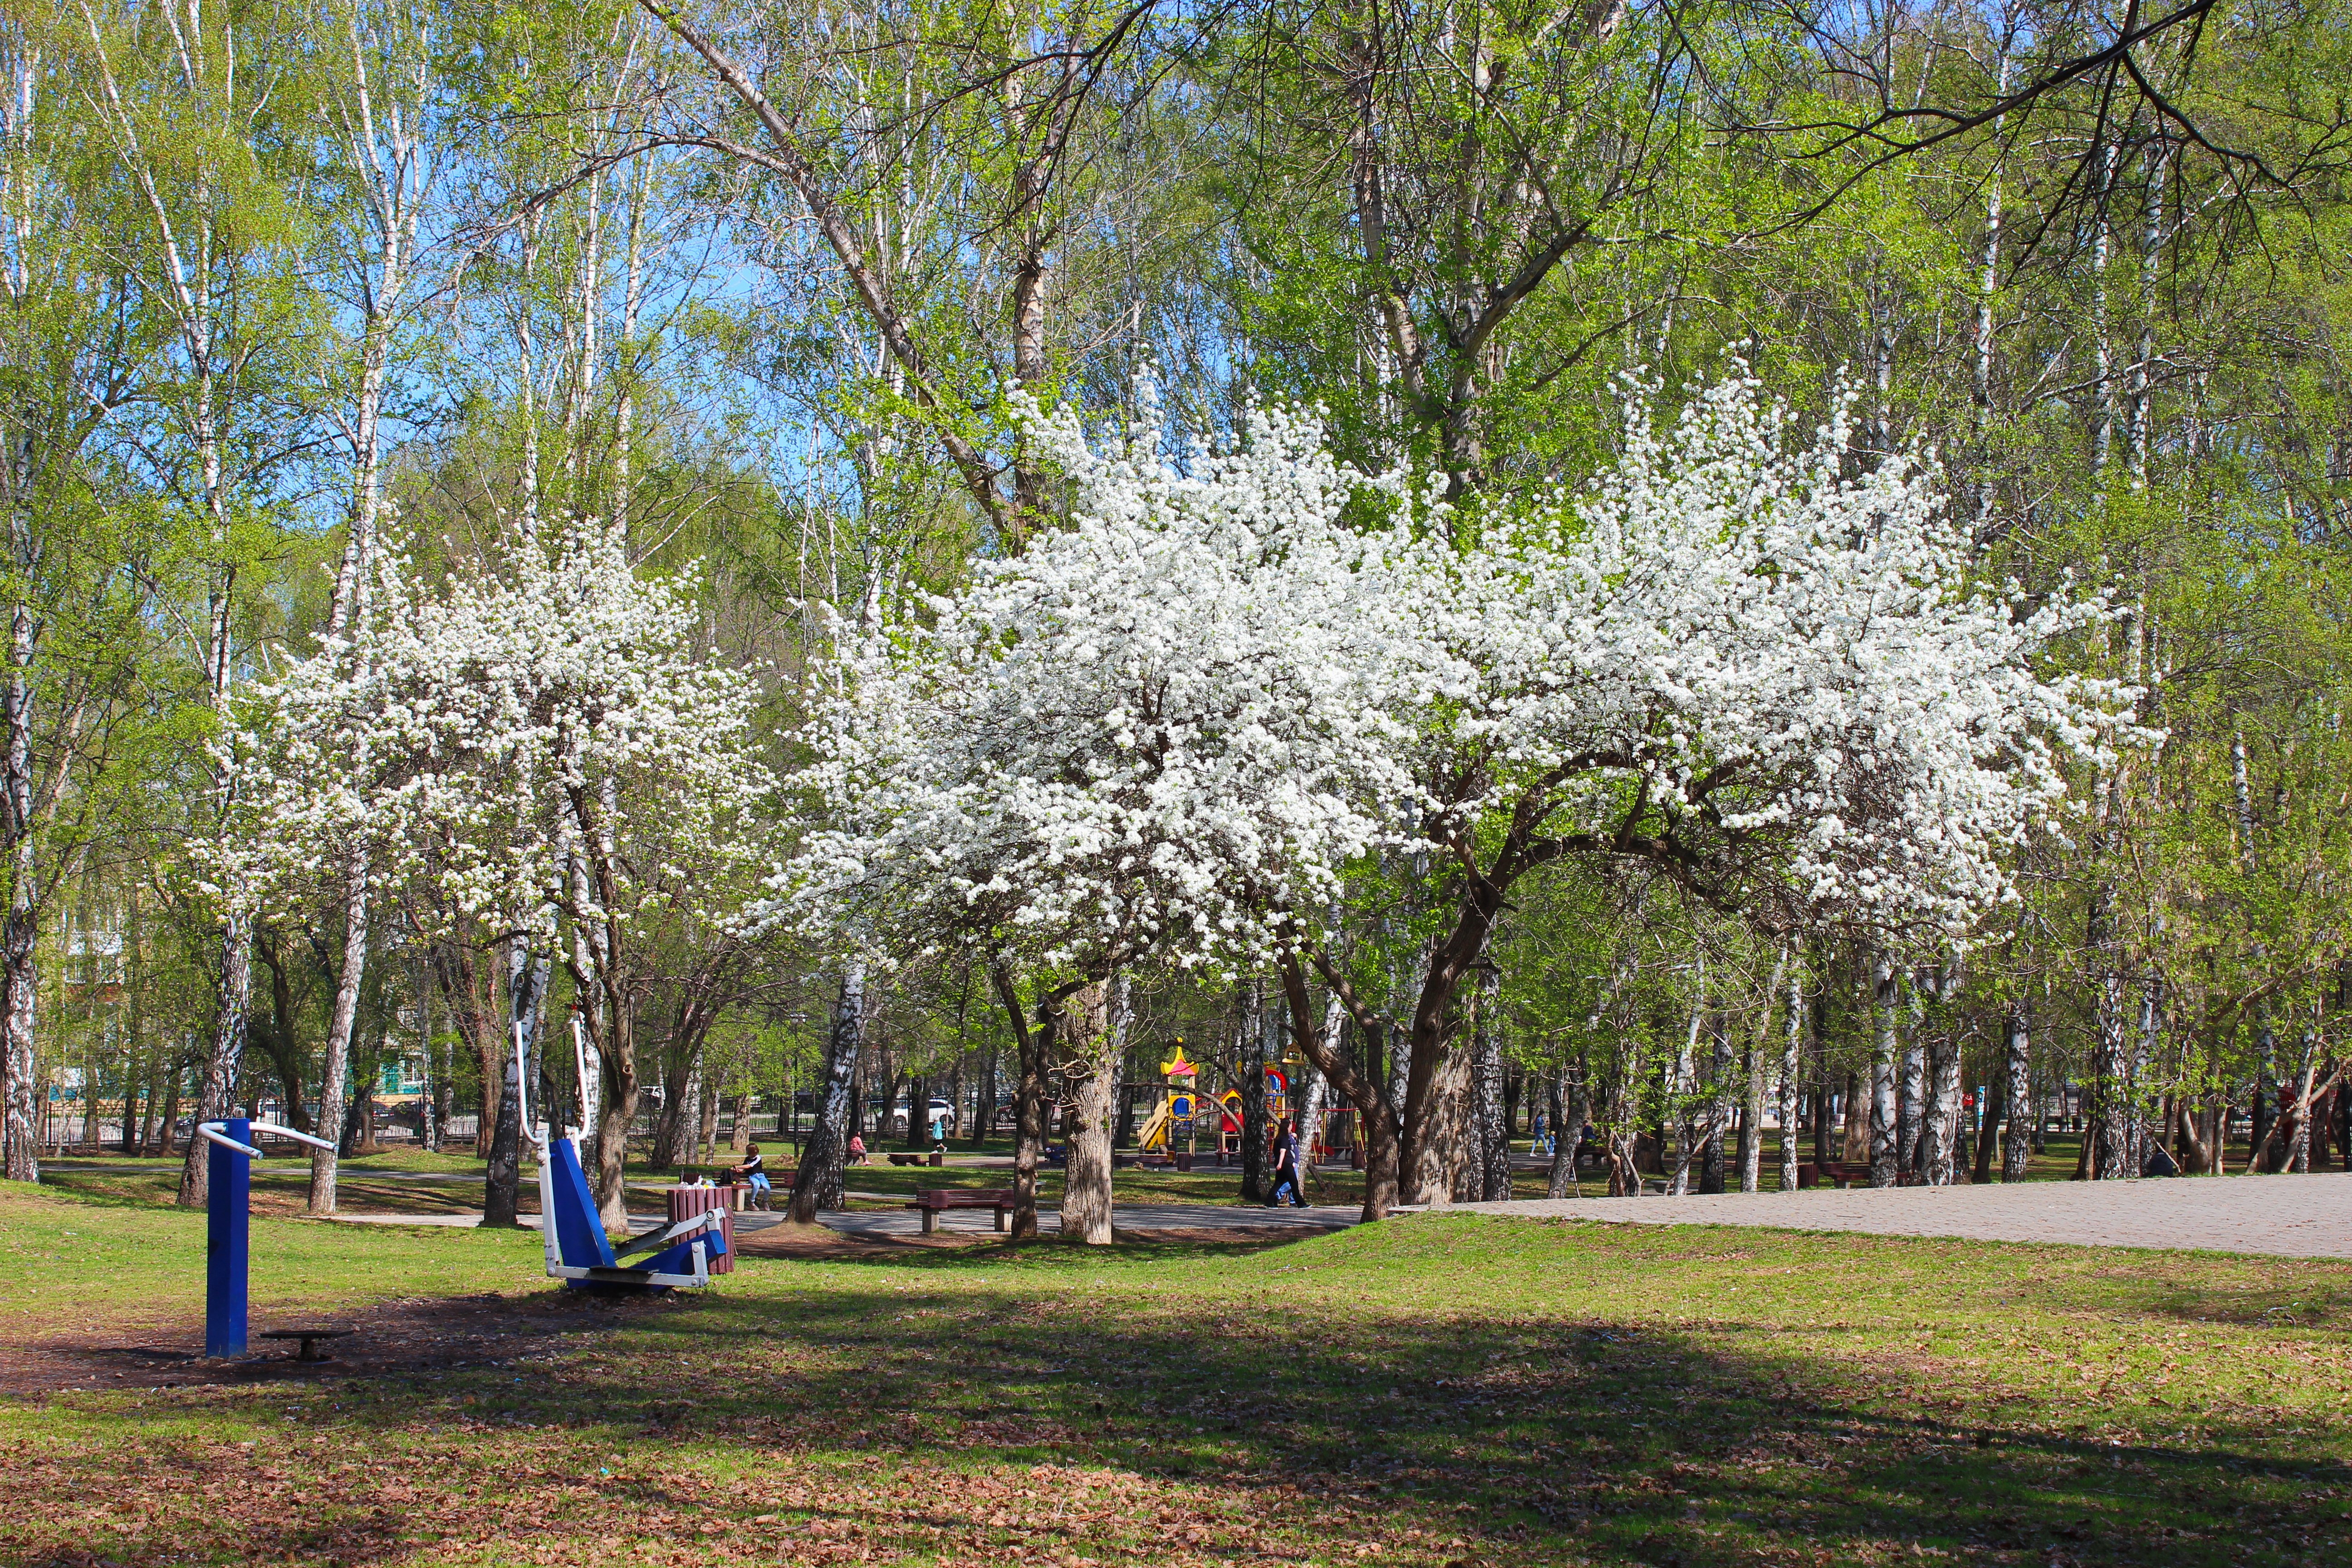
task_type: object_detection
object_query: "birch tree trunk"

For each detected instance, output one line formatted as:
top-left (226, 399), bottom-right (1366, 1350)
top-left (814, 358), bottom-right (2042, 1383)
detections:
top-left (1870, 957), bottom-right (1900, 1187)
top-left (1474, 968), bottom-right (1510, 1201)
top-left (789, 960), bottom-right (864, 1221)
top-left (484, 940), bottom-right (546, 1228)
top-left (1779, 968), bottom-right (1803, 1192)
top-left (1240, 978), bottom-right (1268, 1201)
top-left (1666, 983), bottom-right (1702, 1197)
top-left (1898, 982), bottom-right (1926, 1181)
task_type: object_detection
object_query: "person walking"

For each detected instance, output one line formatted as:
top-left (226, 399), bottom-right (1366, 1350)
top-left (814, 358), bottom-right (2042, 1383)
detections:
top-left (1264, 1127), bottom-right (1296, 1207)
top-left (1284, 1117), bottom-right (1311, 1207)
top-left (1266, 1118), bottom-right (1308, 1207)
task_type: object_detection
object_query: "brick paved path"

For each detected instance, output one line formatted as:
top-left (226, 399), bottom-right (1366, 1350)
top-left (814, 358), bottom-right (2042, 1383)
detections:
top-left (1455, 1171), bottom-right (2352, 1259)
top-left (801, 1201), bottom-right (1358, 1240)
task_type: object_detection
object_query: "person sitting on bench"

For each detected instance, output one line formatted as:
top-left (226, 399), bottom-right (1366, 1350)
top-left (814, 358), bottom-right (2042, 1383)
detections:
top-left (730, 1145), bottom-right (773, 1207)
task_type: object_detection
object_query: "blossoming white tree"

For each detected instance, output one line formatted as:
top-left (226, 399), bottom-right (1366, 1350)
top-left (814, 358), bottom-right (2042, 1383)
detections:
top-left (1293, 369), bottom-right (2123, 1212)
top-left (223, 516), bottom-right (776, 1229)
top-left (793, 366), bottom-right (2123, 1225)
top-left (784, 393), bottom-right (1419, 1240)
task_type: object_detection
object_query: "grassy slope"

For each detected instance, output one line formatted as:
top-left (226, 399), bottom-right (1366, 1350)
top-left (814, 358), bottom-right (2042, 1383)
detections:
top-left (2, 1181), bottom-right (2348, 1567)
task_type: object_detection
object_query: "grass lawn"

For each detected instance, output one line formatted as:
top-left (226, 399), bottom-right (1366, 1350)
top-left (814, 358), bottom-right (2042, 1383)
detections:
top-left (2, 1179), bottom-right (2348, 1567)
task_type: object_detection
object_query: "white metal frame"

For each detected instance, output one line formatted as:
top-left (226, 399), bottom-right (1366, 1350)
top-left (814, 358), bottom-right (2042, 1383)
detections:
top-left (197, 1120), bottom-right (339, 1157)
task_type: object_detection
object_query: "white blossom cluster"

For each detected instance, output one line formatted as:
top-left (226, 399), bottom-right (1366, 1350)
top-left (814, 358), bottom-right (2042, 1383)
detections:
top-left (789, 369), bottom-right (2122, 966)
top-left (217, 516), bottom-right (775, 938)
top-left (781, 389), bottom-right (1428, 971)
top-left (1401, 371), bottom-right (2124, 930)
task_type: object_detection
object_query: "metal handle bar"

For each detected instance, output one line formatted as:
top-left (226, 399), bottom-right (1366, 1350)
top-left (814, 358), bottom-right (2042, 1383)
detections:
top-left (515, 1022), bottom-right (549, 1151)
top-left (199, 1119), bottom-right (341, 1158)
top-left (196, 1122), bottom-right (261, 1157)
top-left (250, 1121), bottom-right (337, 1152)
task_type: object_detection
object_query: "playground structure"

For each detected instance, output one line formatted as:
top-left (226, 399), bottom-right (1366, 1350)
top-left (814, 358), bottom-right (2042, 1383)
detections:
top-left (1134, 1042), bottom-right (1200, 1154)
top-left (1134, 1041), bottom-right (1347, 1162)
top-left (195, 1115), bottom-right (340, 1358)
top-left (533, 1021), bottom-right (728, 1290)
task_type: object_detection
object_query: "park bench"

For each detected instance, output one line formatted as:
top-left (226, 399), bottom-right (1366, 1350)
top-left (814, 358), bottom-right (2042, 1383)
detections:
top-left (905, 1187), bottom-right (1018, 1235)
top-left (886, 1152), bottom-right (947, 1167)
top-left (1798, 1161), bottom-right (1884, 1188)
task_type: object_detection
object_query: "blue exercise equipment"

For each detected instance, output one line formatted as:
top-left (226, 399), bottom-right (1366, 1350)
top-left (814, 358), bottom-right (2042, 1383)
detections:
top-left (523, 1024), bottom-right (725, 1291)
top-left (195, 1115), bottom-right (338, 1358)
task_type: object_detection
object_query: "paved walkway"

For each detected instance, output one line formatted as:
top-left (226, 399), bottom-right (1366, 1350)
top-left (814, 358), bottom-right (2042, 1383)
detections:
top-left (329, 1203), bottom-right (1360, 1240)
top-left (769, 1201), bottom-right (1360, 1241)
top-left (1455, 1172), bottom-right (2352, 1259)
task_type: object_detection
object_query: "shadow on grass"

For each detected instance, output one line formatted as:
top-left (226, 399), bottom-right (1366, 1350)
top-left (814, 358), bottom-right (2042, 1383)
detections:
top-left (27, 1230), bottom-right (2335, 1568)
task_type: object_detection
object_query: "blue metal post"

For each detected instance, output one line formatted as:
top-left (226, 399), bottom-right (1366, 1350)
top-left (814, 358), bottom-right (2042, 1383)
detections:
top-left (205, 1117), bottom-right (250, 1358)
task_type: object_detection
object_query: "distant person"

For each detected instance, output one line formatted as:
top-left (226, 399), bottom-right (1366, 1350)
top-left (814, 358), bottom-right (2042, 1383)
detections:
top-left (1285, 1117), bottom-right (1310, 1207)
top-left (847, 1132), bottom-right (869, 1166)
top-left (1265, 1119), bottom-right (1303, 1207)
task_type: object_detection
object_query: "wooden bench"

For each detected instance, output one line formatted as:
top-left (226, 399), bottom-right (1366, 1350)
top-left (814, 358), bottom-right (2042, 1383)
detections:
top-left (906, 1187), bottom-right (1018, 1235)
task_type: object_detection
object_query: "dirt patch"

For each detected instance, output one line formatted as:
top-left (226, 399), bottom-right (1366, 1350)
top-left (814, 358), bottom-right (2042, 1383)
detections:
top-left (0, 1288), bottom-right (672, 1396)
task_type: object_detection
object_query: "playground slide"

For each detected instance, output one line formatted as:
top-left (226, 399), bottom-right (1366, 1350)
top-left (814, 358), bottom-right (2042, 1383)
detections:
top-left (1136, 1101), bottom-right (1172, 1152)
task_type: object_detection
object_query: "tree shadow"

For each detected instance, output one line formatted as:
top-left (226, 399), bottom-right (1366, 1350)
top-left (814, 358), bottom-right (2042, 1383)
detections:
top-left (16, 1232), bottom-right (2348, 1567)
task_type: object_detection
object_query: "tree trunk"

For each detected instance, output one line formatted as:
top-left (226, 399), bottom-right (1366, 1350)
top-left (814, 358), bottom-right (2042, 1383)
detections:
top-left (1298, 999), bottom-right (1340, 1196)
top-left (1282, 952), bottom-right (1400, 1220)
top-left (1699, 1015), bottom-right (1730, 1196)
top-left (1475, 969), bottom-right (1510, 1201)
top-left (789, 962), bottom-right (864, 1221)
top-left (1059, 979), bottom-right (1123, 1245)
top-left (1416, 1048), bottom-right (1472, 1206)
top-left (1972, 1046), bottom-right (2001, 1183)
top-left (156, 1057), bottom-right (181, 1158)
top-left (732, 1088), bottom-right (755, 1157)
top-left (1240, 980), bottom-right (1269, 1202)
top-left (308, 846), bottom-right (369, 1215)
top-left (590, 999), bottom-right (641, 1233)
top-left (903, 1070), bottom-right (927, 1151)
top-left (1778, 967), bottom-right (1802, 1193)
top-left (178, 911), bottom-right (251, 1207)
top-left (695, 1048), bottom-right (720, 1164)
top-left (484, 941), bottom-right (544, 1228)
top-left (996, 968), bottom-right (1052, 1240)
top-left (971, 1040), bottom-right (997, 1148)
top-left (1898, 983), bottom-right (1925, 1181)
top-left (1869, 957), bottom-right (1899, 1188)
